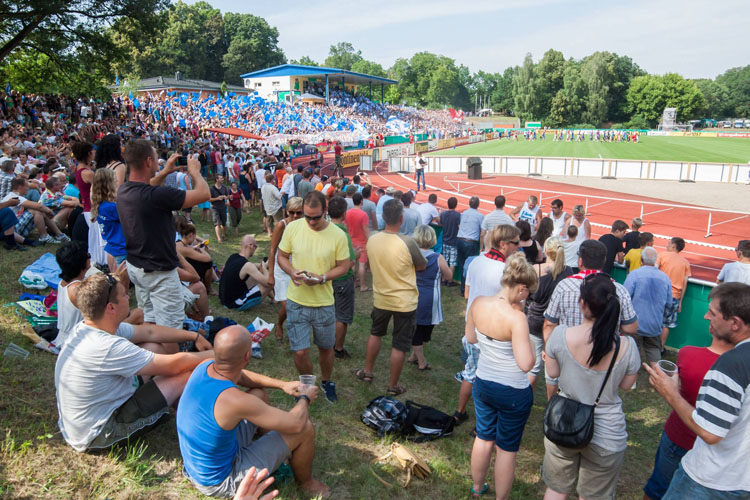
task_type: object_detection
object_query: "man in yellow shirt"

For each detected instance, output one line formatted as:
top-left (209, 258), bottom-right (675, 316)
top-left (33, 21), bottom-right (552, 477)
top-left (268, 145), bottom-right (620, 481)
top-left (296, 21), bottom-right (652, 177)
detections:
top-left (624, 232), bottom-right (654, 273)
top-left (277, 191), bottom-right (351, 402)
top-left (353, 199), bottom-right (426, 395)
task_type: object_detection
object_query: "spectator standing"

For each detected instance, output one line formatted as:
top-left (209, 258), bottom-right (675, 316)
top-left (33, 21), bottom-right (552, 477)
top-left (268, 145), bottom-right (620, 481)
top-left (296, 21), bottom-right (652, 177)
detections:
top-left (297, 169), bottom-right (314, 200)
top-left (399, 191), bottom-right (421, 236)
top-left (517, 220), bottom-right (541, 264)
top-left (624, 247), bottom-right (672, 363)
top-left (90, 169), bottom-right (125, 270)
top-left (564, 205), bottom-right (591, 243)
top-left (717, 239), bottom-right (750, 285)
top-left (73, 141), bottom-right (106, 266)
top-left (480, 195), bottom-right (513, 251)
top-left (227, 182), bottom-right (245, 236)
top-left (417, 193), bottom-right (439, 225)
top-left (414, 152), bottom-right (426, 191)
top-left (657, 237), bottom-right (691, 348)
top-left (542, 274), bottom-right (640, 500)
top-left (467, 254), bottom-right (538, 499)
top-left (624, 232), bottom-right (654, 273)
top-left (645, 283), bottom-right (750, 499)
top-left (548, 199), bottom-right (571, 238)
top-left (439, 196), bottom-right (461, 284)
top-left (360, 185), bottom-right (378, 230)
top-left (327, 197), bottom-right (356, 359)
top-left (277, 191), bottom-right (351, 403)
top-left (456, 196), bottom-right (484, 295)
top-left (344, 192), bottom-right (371, 292)
top-left (354, 198), bottom-right (427, 395)
top-left (511, 195), bottom-right (542, 234)
top-left (562, 225), bottom-right (581, 270)
top-left (209, 174), bottom-right (229, 243)
top-left (261, 172), bottom-right (283, 237)
top-left (598, 219), bottom-right (628, 274)
top-left (118, 140), bottom-right (209, 330)
top-left (623, 217), bottom-right (644, 253)
top-left (375, 186), bottom-right (394, 230)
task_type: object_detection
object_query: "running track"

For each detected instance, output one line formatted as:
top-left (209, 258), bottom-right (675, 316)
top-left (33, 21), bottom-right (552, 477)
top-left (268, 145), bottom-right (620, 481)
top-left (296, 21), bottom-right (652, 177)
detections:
top-left (292, 152), bottom-right (746, 282)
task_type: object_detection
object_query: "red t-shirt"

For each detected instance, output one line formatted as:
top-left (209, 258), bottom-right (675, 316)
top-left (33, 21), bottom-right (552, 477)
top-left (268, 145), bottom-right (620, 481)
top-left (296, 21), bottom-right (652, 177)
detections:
top-left (334, 144), bottom-right (342, 156)
top-left (345, 207), bottom-right (369, 247)
top-left (228, 190), bottom-right (243, 209)
top-left (664, 346), bottom-right (721, 450)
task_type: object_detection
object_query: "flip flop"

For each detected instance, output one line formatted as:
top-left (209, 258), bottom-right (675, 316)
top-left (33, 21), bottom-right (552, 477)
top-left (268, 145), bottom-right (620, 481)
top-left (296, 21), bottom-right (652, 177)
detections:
top-left (471, 483), bottom-right (489, 496)
top-left (417, 363), bottom-right (431, 371)
top-left (386, 385), bottom-right (406, 395)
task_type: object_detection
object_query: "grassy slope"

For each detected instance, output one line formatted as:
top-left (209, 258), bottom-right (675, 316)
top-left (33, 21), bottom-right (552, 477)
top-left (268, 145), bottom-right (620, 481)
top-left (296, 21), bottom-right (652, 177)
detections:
top-left (430, 136), bottom-right (750, 164)
top-left (0, 210), bottom-right (672, 499)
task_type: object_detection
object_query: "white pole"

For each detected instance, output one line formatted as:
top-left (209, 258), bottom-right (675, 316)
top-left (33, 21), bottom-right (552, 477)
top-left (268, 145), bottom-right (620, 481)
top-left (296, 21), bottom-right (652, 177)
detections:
top-left (585, 197), bottom-right (589, 213)
top-left (640, 204), bottom-right (644, 218)
top-left (705, 212), bottom-right (712, 238)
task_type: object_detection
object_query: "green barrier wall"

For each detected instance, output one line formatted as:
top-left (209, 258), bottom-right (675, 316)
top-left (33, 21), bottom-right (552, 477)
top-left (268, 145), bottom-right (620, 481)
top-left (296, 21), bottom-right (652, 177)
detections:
top-left (611, 267), bottom-right (712, 349)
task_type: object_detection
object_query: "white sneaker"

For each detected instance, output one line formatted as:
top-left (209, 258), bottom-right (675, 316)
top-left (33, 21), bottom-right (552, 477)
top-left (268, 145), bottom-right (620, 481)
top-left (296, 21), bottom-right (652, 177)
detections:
top-left (38, 234), bottom-right (57, 244)
top-left (55, 233), bottom-right (71, 243)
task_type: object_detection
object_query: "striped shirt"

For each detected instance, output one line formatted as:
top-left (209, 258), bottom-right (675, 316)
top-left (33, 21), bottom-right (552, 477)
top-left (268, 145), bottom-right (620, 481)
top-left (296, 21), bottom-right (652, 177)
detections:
top-left (681, 338), bottom-right (750, 491)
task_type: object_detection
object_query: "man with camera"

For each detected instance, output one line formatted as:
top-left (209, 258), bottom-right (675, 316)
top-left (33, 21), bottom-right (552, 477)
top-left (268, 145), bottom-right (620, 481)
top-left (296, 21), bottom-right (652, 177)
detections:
top-left (118, 140), bottom-right (210, 330)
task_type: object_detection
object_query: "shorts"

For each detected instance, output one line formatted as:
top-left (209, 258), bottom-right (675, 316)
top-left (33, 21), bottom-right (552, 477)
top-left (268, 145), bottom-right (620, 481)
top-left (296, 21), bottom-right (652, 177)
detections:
top-left (412, 324), bottom-right (434, 346)
top-left (542, 437), bottom-right (625, 500)
top-left (187, 419), bottom-right (291, 498)
top-left (636, 334), bottom-right (663, 364)
top-left (228, 206), bottom-right (242, 228)
top-left (441, 243), bottom-right (458, 268)
top-left (15, 210), bottom-right (34, 237)
top-left (113, 254), bottom-right (127, 266)
top-left (456, 336), bottom-right (480, 383)
top-left (663, 297), bottom-right (680, 329)
top-left (286, 299), bottom-right (335, 351)
top-left (273, 263), bottom-right (291, 302)
top-left (370, 306), bottom-right (416, 353)
top-left (472, 377), bottom-right (533, 452)
top-left (126, 263), bottom-right (184, 328)
top-left (0, 207), bottom-right (18, 232)
top-left (333, 276), bottom-right (354, 324)
top-left (353, 243), bottom-right (368, 264)
top-left (662, 463), bottom-right (748, 500)
top-left (211, 206), bottom-right (228, 227)
top-left (269, 208), bottom-right (284, 223)
top-left (233, 285), bottom-right (262, 311)
top-left (529, 334), bottom-right (544, 375)
top-left (643, 431), bottom-right (689, 500)
top-left (87, 379), bottom-right (169, 450)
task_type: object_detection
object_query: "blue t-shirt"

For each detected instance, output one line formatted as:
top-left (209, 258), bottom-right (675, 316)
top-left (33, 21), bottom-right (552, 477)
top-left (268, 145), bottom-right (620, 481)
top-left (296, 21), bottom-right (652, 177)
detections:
top-left (97, 201), bottom-right (126, 257)
top-left (623, 265), bottom-right (672, 337)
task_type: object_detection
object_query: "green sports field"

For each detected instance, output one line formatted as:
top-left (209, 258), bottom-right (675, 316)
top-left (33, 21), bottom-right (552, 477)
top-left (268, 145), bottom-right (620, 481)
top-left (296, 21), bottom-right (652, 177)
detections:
top-left (429, 136), bottom-right (750, 163)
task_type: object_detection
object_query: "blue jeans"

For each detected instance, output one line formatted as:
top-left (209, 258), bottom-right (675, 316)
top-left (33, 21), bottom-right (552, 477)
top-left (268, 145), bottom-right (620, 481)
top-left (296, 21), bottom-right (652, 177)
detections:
top-left (456, 238), bottom-right (479, 295)
top-left (643, 431), bottom-right (689, 500)
top-left (415, 169), bottom-right (425, 190)
top-left (663, 464), bottom-right (748, 500)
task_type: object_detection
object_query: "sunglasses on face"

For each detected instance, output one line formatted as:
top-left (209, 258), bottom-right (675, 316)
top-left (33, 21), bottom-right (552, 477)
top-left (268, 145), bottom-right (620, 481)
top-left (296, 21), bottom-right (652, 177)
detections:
top-left (304, 214), bottom-right (323, 221)
top-left (288, 210), bottom-right (302, 216)
top-left (509, 240), bottom-right (520, 245)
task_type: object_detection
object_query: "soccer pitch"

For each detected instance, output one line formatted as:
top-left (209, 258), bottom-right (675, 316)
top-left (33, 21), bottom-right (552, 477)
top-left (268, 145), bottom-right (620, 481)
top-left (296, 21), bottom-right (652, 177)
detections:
top-left (429, 136), bottom-right (750, 164)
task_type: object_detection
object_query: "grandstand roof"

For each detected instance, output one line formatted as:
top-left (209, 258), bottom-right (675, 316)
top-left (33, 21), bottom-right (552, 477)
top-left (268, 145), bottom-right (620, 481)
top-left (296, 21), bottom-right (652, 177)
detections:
top-left (136, 75), bottom-right (247, 93)
top-left (240, 64), bottom-right (397, 86)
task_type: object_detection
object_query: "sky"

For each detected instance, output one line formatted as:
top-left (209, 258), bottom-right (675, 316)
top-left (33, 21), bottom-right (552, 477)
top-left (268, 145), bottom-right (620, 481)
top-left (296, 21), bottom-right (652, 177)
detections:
top-left (187, 0), bottom-right (748, 79)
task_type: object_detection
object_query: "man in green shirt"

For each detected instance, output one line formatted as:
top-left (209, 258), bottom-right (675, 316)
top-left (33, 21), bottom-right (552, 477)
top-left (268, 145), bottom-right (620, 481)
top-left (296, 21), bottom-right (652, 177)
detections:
top-left (327, 196), bottom-right (356, 359)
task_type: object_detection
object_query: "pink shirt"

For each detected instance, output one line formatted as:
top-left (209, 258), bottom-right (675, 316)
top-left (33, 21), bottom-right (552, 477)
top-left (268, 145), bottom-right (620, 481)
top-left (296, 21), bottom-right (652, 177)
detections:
top-left (345, 207), bottom-right (369, 247)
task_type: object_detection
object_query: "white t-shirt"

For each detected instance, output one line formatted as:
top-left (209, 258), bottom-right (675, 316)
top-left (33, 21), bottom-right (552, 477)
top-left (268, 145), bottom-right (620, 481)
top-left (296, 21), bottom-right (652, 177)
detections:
top-left (550, 211), bottom-right (568, 237)
top-left (481, 209), bottom-right (514, 232)
top-left (465, 253), bottom-right (506, 313)
top-left (717, 261), bottom-right (750, 285)
top-left (54, 321), bottom-right (153, 451)
top-left (563, 239), bottom-right (581, 268)
top-left (417, 203), bottom-right (438, 225)
top-left (0, 192), bottom-right (27, 218)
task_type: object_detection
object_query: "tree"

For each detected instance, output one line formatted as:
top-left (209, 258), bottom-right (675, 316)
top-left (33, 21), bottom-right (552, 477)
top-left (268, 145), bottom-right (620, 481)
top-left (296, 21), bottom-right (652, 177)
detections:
top-left (324, 42), bottom-right (362, 70)
top-left (716, 65), bottom-right (750, 117)
top-left (512, 53), bottom-right (536, 121)
top-left (290, 56), bottom-right (318, 66)
top-left (350, 60), bottom-right (386, 78)
top-left (548, 62), bottom-right (586, 126)
top-left (626, 73), bottom-right (705, 126)
top-left (222, 13), bottom-right (285, 84)
top-left (533, 49), bottom-right (565, 120)
top-left (693, 79), bottom-right (731, 118)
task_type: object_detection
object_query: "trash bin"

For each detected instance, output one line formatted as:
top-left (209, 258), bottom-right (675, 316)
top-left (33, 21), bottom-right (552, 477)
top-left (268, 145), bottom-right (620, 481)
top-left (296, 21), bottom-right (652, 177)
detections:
top-left (467, 157), bottom-right (482, 180)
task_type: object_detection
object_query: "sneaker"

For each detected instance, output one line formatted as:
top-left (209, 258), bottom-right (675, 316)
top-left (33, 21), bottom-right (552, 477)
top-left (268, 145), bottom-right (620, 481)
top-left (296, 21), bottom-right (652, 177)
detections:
top-left (321, 380), bottom-right (337, 403)
top-left (55, 233), bottom-right (71, 243)
top-left (3, 242), bottom-right (27, 251)
top-left (334, 348), bottom-right (351, 359)
top-left (251, 344), bottom-right (263, 359)
top-left (38, 234), bottom-right (56, 244)
top-left (25, 239), bottom-right (43, 247)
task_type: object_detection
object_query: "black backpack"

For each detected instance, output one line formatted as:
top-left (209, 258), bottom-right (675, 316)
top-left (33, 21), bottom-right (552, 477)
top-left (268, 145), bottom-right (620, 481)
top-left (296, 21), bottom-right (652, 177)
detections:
top-left (360, 396), bottom-right (409, 437)
top-left (404, 401), bottom-right (455, 442)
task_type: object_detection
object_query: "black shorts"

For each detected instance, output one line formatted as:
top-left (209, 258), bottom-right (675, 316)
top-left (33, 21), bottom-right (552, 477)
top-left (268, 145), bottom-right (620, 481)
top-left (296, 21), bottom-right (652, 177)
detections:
top-left (370, 307), bottom-right (416, 352)
top-left (211, 206), bottom-right (227, 226)
top-left (333, 276), bottom-right (354, 324)
top-left (412, 324), bottom-right (434, 346)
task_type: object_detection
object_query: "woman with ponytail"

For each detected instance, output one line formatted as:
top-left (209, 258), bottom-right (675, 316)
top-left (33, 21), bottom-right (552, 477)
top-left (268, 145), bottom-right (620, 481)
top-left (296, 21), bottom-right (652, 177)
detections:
top-left (541, 273), bottom-right (641, 500)
top-left (526, 237), bottom-right (574, 388)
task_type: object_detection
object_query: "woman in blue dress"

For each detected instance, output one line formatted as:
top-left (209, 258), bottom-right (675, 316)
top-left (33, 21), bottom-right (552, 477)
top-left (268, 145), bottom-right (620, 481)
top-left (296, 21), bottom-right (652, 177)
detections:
top-left (409, 225), bottom-right (452, 370)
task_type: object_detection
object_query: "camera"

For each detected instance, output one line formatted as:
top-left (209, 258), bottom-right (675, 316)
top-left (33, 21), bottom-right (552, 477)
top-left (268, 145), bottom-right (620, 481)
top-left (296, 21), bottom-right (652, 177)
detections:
top-left (176, 148), bottom-right (189, 166)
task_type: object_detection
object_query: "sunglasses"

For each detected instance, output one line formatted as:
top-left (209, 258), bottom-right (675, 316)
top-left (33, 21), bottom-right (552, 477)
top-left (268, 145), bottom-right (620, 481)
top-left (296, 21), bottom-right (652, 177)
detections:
top-left (304, 214), bottom-right (323, 221)
top-left (288, 210), bottom-right (302, 216)
top-left (104, 273), bottom-right (117, 299)
top-left (509, 240), bottom-right (520, 245)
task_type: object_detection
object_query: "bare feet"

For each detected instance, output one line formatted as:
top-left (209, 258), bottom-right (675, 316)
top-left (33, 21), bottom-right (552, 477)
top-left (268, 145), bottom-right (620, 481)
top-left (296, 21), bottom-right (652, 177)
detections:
top-left (300, 478), bottom-right (330, 499)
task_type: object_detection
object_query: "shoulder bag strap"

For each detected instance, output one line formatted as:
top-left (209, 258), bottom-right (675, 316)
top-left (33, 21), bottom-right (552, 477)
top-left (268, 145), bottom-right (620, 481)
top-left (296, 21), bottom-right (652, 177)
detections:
top-left (593, 336), bottom-right (621, 407)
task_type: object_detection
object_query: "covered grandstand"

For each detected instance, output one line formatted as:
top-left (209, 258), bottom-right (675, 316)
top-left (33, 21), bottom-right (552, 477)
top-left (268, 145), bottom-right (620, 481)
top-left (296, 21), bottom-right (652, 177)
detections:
top-left (240, 63), bottom-right (397, 104)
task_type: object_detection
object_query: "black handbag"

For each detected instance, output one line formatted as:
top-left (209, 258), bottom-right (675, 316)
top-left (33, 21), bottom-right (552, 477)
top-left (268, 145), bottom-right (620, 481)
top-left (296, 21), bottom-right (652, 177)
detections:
top-left (544, 336), bottom-right (620, 449)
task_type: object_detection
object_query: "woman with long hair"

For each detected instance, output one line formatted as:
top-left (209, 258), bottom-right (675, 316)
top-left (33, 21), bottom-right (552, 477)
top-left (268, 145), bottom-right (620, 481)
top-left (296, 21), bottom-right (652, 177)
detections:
top-left (525, 237), bottom-right (574, 389)
top-left (467, 253), bottom-right (538, 499)
top-left (175, 218), bottom-right (218, 295)
top-left (533, 217), bottom-right (554, 254)
top-left (94, 134), bottom-right (127, 187)
top-left (266, 196), bottom-right (303, 340)
top-left (516, 220), bottom-right (542, 264)
top-left (542, 274), bottom-right (640, 500)
top-left (72, 141), bottom-right (107, 268)
top-left (90, 169), bottom-right (127, 287)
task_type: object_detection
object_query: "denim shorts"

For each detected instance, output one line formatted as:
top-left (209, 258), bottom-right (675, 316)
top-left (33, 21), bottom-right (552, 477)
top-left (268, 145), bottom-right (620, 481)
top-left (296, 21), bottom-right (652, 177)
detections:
top-left (643, 430), bottom-right (689, 500)
top-left (663, 297), bottom-right (680, 329)
top-left (663, 464), bottom-right (749, 500)
top-left (472, 377), bottom-right (533, 452)
top-left (456, 336), bottom-right (481, 383)
top-left (286, 299), bottom-right (335, 351)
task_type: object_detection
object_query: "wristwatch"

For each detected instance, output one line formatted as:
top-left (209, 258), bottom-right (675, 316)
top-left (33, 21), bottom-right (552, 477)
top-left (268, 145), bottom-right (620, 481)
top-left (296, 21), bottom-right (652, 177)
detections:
top-left (321, 274), bottom-right (327, 284)
top-left (295, 395), bottom-right (311, 404)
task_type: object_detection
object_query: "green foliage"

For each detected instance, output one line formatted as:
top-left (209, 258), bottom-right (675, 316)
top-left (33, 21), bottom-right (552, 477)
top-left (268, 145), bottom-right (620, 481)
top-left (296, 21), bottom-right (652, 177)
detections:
top-left (324, 42), bottom-right (362, 70)
top-left (715, 65), bottom-right (750, 117)
top-left (290, 56), bottom-right (319, 67)
top-left (222, 13), bottom-right (286, 84)
top-left (693, 79), bottom-right (731, 118)
top-left (349, 60), bottom-right (386, 78)
top-left (626, 73), bottom-right (706, 126)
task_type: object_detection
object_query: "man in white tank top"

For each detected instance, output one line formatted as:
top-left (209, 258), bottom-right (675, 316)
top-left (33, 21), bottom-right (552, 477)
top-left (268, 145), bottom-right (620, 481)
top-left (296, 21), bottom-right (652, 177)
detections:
top-left (511, 195), bottom-right (542, 234)
top-left (565, 204), bottom-right (591, 243)
top-left (548, 198), bottom-right (570, 238)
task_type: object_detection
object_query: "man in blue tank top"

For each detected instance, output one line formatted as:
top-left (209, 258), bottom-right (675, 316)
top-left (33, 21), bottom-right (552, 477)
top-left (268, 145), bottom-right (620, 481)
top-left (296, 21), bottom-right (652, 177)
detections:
top-left (177, 325), bottom-right (330, 499)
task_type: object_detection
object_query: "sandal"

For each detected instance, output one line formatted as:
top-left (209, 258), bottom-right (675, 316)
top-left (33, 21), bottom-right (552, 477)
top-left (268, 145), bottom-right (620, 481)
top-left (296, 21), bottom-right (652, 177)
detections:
top-left (352, 369), bottom-right (373, 383)
top-left (471, 483), bottom-right (489, 497)
top-left (417, 363), bottom-right (431, 371)
top-left (386, 385), bottom-right (407, 396)
top-left (453, 411), bottom-right (468, 425)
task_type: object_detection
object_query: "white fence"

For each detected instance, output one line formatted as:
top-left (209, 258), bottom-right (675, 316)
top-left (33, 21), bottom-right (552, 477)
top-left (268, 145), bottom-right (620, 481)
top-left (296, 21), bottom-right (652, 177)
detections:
top-left (388, 155), bottom-right (750, 183)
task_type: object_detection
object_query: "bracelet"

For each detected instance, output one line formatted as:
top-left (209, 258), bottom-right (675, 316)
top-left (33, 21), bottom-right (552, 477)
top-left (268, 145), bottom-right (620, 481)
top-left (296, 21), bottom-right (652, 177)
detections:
top-left (194, 331), bottom-right (200, 342)
top-left (295, 394), bottom-right (311, 404)
top-left (321, 274), bottom-right (326, 284)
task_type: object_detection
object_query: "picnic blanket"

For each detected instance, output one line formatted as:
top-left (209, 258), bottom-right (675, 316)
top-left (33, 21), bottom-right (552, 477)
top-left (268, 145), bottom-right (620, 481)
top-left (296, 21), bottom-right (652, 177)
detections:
top-left (21, 253), bottom-right (62, 289)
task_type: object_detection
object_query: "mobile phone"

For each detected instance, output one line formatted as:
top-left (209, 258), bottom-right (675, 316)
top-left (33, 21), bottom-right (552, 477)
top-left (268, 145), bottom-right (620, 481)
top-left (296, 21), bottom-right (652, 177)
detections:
top-left (263, 257), bottom-right (268, 263)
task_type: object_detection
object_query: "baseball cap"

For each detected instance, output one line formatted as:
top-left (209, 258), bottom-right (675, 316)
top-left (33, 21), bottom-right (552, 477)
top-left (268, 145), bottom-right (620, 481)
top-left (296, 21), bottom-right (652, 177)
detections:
top-left (385, 186), bottom-right (395, 195)
top-left (632, 217), bottom-right (644, 227)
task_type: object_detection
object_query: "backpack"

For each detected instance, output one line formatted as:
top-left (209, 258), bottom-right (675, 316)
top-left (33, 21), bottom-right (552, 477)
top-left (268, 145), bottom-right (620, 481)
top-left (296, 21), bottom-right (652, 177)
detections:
top-left (404, 401), bottom-right (455, 442)
top-left (360, 396), bottom-right (408, 437)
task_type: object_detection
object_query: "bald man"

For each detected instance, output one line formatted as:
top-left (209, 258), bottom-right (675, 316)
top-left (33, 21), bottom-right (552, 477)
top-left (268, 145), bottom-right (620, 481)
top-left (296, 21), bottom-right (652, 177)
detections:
top-left (219, 235), bottom-right (272, 311)
top-left (177, 326), bottom-right (330, 499)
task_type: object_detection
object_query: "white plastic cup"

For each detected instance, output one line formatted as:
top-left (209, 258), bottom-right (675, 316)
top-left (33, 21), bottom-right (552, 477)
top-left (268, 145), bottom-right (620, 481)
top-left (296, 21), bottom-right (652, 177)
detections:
top-left (299, 374), bottom-right (316, 389)
top-left (657, 360), bottom-right (678, 376)
top-left (3, 343), bottom-right (29, 359)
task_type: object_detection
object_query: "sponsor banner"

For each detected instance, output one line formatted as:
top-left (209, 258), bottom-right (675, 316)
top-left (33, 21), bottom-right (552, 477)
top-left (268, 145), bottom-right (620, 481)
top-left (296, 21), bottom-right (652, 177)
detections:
top-left (717, 132), bottom-right (750, 138)
top-left (341, 150), bottom-right (372, 168)
top-left (647, 131), bottom-right (668, 136)
top-left (414, 141), bottom-right (429, 153)
top-left (437, 138), bottom-right (455, 149)
top-left (378, 144), bottom-right (414, 160)
top-left (455, 137), bottom-right (470, 147)
top-left (494, 123), bottom-right (514, 129)
top-left (469, 135), bottom-right (482, 143)
top-left (485, 133), bottom-right (495, 140)
top-left (427, 139), bottom-right (438, 151)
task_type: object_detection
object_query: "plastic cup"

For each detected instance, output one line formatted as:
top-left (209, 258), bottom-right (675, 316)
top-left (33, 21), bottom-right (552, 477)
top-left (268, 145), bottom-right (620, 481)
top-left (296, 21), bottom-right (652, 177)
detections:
top-left (657, 360), bottom-right (678, 376)
top-left (299, 374), bottom-right (316, 389)
top-left (3, 343), bottom-right (29, 360)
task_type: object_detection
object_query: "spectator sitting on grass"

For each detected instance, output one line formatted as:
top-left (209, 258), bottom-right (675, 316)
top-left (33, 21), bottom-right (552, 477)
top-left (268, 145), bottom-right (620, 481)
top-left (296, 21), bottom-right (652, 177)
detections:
top-left (54, 273), bottom-right (213, 452)
top-left (219, 235), bottom-right (272, 312)
top-left (177, 326), bottom-right (330, 499)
